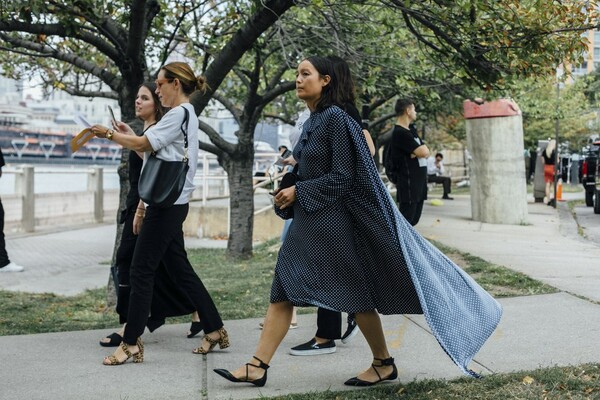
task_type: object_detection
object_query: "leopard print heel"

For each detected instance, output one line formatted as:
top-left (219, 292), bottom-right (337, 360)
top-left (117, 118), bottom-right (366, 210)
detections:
top-left (103, 338), bottom-right (144, 365)
top-left (193, 327), bottom-right (229, 354)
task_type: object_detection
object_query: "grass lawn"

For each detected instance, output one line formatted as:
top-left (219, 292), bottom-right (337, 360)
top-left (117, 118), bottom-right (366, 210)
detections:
top-left (1, 240), bottom-right (596, 399)
top-left (0, 239), bottom-right (557, 336)
top-left (267, 363), bottom-right (600, 399)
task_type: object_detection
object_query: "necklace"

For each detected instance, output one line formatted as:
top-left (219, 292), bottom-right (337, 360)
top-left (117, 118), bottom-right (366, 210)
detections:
top-left (142, 121), bottom-right (157, 134)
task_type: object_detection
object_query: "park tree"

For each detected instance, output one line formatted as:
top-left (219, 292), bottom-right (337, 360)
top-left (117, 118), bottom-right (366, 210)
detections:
top-left (513, 76), bottom-right (595, 151)
top-left (0, 0), bottom-right (297, 307)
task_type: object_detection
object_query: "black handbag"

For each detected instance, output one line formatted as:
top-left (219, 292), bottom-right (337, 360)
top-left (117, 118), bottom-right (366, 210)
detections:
top-left (272, 165), bottom-right (298, 220)
top-left (138, 107), bottom-right (190, 208)
top-left (279, 170), bottom-right (298, 189)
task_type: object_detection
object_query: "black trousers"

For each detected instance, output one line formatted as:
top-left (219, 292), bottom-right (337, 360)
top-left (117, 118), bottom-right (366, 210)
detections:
top-left (428, 174), bottom-right (451, 197)
top-left (123, 204), bottom-right (223, 344)
top-left (315, 308), bottom-right (342, 340)
top-left (399, 200), bottom-right (424, 226)
top-left (115, 208), bottom-right (137, 324)
top-left (0, 197), bottom-right (9, 268)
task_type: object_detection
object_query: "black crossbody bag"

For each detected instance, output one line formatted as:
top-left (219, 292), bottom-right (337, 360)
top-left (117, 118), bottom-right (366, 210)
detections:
top-left (138, 107), bottom-right (190, 208)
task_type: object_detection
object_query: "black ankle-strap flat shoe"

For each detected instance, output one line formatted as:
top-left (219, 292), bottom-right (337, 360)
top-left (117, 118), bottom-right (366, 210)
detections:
top-left (344, 357), bottom-right (398, 386)
top-left (214, 356), bottom-right (270, 387)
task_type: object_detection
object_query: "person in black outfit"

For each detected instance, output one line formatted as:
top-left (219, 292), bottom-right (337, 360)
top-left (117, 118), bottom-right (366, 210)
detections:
top-left (0, 148), bottom-right (25, 272)
top-left (389, 98), bottom-right (429, 225)
top-left (542, 139), bottom-right (557, 206)
top-left (99, 82), bottom-right (201, 347)
top-left (93, 63), bottom-right (228, 365)
top-left (427, 152), bottom-right (453, 200)
top-left (289, 56), bottom-right (371, 356)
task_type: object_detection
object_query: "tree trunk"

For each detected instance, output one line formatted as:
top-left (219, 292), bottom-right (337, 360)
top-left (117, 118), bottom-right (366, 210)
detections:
top-left (105, 91), bottom-right (139, 309)
top-left (106, 152), bottom-right (130, 309)
top-left (225, 156), bottom-right (255, 259)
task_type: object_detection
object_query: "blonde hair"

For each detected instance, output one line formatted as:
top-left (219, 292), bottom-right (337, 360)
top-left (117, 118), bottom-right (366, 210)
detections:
top-left (161, 62), bottom-right (209, 95)
top-left (545, 139), bottom-right (556, 157)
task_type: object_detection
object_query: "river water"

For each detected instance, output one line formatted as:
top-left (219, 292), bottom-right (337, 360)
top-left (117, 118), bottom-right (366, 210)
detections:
top-left (0, 164), bottom-right (120, 195)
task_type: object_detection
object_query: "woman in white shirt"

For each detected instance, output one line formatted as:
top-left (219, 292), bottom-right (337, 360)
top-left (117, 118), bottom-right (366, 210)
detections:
top-left (93, 62), bottom-right (228, 365)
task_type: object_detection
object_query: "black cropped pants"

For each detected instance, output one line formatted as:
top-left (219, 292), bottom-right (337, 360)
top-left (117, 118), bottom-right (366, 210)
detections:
top-left (316, 308), bottom-right (342, 340)
top-left (123, 204), bottom-right (223, 345)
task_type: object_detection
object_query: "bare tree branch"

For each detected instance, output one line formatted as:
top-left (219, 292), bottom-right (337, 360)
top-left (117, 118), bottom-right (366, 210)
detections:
top-left (0, 33), bottom-right (120, 89)
top-left (212, 92), bottom-right (242, 123)
top-left (261, 80), bottom-right (295, 105)
top-left (198, 119), bottom-right (235, 154)
top-left (0, 19), bottom-right (122, 61)
top-left (263, 113), bottom-right (295, 126)
top-left (191, 0), bottom-right (296, 115)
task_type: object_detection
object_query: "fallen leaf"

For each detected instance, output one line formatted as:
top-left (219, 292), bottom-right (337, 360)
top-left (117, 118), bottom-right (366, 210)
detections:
top-left (522, 375), bottom-right (535, 385)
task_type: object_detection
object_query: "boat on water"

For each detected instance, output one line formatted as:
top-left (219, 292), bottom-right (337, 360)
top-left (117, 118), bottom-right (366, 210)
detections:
top-left (0, 125), bottom-right (121, 164)
top-left (0, 102), bottom-right (121, 165)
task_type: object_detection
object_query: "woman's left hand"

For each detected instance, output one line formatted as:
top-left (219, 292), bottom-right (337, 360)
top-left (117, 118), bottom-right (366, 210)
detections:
top-left (133, 213), bottom-right (144, 235)
top-left (91, 124), bottom-right (110, 138)
top-left (274, 186), bottom-right (296, 209)
top-left (113, 121), bottom-right (134, 135)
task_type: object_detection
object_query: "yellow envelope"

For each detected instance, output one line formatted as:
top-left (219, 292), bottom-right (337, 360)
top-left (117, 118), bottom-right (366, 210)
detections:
top-left (71, 128), bottom-right (95, 152)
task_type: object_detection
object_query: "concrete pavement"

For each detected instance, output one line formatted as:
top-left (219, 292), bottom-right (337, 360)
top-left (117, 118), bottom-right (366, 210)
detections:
top-left (0, 193), bottom-right (599, 399)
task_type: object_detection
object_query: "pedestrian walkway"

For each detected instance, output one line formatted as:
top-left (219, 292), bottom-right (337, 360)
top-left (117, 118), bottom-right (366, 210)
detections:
top-left (0, 194), bottom-right (599, 400)
top-left (0, 223), bottom-right (227, 296)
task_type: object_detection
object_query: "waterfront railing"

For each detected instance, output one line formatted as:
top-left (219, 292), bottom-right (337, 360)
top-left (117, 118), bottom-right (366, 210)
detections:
top-left (0, 152), bottom-right (282, 233)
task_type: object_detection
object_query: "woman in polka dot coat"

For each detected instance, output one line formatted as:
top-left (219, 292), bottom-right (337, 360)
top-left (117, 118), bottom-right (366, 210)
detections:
top-left (214, 56), bottom-right (502, 387)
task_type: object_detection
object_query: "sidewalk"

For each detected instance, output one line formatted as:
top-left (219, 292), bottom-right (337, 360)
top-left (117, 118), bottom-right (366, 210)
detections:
top-left (0, 194), bottom-right (599, 400)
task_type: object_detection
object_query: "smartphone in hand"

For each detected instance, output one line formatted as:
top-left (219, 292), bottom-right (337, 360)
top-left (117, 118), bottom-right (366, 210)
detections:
top-left (274, 149), bottom-right (292, 166)
top-left (108, 105), bottom-right (117, 126)
top-left (281, 149), bottom-right (292, 159)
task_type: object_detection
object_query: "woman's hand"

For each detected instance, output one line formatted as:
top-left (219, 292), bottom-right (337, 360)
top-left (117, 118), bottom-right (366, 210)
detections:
top-left (114, 121), bottom-right (134, 136)
top-left (91, 124), bottom-right (111, 139)
top-left (274, 186), bottom-right (296, 209)
top-left (281, 155), bottom-right (297, 167)
top-left (133, 213), bottom-right (144, 235)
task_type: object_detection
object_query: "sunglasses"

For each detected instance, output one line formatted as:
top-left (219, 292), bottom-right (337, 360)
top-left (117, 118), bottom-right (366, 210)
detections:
top-left (155, 78), bottom-right (174, 88)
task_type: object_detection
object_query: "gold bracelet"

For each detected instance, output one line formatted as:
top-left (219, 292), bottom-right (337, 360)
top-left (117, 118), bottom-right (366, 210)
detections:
top-left (106, 129), bottom-right (114, 141)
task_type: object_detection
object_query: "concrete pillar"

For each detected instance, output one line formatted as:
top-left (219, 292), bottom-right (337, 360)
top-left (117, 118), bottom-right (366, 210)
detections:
top-left (88, 167), bottom-right (103, 223)
top-left (465, 99), bottom-right (528, 224)
top-left (16, 166), bottom-right (35, 232)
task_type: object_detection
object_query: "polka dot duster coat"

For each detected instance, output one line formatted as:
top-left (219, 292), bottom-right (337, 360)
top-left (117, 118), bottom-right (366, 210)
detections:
top-left (272, 105), bottom-right (502, 377)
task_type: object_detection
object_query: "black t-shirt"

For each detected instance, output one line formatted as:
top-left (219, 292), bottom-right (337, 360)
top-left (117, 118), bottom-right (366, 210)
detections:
top-left (391, 124), bottom-right (427, 202)
top-left (542, 149), bottom-right (556, 165)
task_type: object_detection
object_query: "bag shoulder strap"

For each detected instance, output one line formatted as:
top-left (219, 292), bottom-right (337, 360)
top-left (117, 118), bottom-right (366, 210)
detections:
top-left (151, 106), bottom-right (190, 162)
top-left (180, 106), bottom-right (189, 162)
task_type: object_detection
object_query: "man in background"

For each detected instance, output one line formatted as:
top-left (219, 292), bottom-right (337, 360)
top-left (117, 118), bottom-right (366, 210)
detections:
top-left (427, 152), bottom-right (453, 200)
top-left (389, 98), bottom-right (429, 225)
top-left (0, 148), bottom-right (25, 272)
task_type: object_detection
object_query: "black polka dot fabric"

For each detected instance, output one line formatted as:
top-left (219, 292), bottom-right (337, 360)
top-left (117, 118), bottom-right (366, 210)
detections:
top-left (272, 105), bottom-right (502, 377)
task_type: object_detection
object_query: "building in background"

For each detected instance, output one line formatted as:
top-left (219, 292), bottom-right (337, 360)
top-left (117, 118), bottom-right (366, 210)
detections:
top-left (0, 75), bottom-right (295, 164)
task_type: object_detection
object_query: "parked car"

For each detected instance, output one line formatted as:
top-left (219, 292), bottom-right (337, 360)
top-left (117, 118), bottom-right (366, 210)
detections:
top-left (581, 140), bottom-right (600, 207)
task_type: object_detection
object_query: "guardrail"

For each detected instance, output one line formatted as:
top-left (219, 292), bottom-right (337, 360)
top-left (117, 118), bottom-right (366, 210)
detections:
top-left (2, 166), bottom-right (109, 232)
top-left (0, 152), bottom-right (284, 233)
top-left (1, 152), bottom-right (467, 234)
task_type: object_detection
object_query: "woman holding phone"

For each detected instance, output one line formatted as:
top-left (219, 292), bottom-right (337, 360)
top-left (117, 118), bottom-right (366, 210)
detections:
top-left (92, 62), bottom-right (228, 365)
top-left (99, 82), bottom-right (205, 347)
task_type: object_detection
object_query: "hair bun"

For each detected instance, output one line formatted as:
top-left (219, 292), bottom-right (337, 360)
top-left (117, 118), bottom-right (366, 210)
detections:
top-left (196, 76), bottom-right (208, 93)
